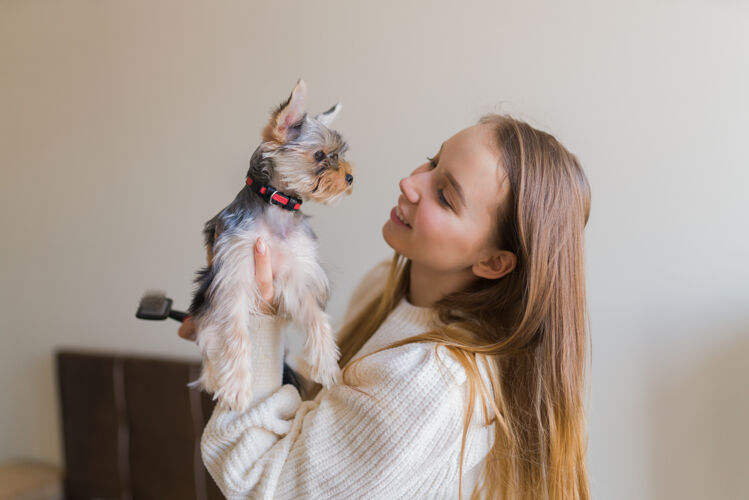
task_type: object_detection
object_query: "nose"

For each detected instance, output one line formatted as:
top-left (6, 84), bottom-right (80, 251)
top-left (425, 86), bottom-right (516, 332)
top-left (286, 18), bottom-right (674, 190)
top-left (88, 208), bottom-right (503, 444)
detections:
top-left (399, 175), bottom-right (420, 204)
top-left (345, 173), bottom-right (353, 184)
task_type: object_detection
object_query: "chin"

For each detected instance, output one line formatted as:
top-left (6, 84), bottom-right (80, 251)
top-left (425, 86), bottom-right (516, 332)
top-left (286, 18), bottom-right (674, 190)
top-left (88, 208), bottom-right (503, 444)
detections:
top-left (381, 220), bottom-right (401, 253)
top-left (383, 223), bottom-right (416, 263)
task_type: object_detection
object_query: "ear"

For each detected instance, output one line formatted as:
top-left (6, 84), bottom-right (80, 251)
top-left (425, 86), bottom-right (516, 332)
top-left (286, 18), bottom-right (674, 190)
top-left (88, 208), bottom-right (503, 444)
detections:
top-left (247, 145), bottom-right (273, 184)
top-left (314, 102), bottom-right (342, 127)
top-left (262, 78), bottom-right (308, 143)
top-left (471, 250), bottom-right (517, 280)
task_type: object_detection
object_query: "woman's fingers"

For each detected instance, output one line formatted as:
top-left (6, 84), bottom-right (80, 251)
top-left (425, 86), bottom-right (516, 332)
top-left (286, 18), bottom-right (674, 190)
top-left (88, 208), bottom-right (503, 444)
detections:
top-left (254, 237), bottom-right (276, 315)
top-left (178, 316), bottom-right (197, 342)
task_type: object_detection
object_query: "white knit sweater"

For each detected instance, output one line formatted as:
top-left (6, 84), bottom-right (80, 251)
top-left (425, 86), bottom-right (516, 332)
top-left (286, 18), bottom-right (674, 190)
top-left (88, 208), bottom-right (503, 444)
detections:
top-left (200, 260), bottom-right (496, 499)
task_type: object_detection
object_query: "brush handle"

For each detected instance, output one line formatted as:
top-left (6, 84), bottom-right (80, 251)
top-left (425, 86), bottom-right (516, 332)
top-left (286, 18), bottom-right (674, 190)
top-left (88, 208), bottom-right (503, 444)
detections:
top-left (169, 310), bottom-right (189, 322)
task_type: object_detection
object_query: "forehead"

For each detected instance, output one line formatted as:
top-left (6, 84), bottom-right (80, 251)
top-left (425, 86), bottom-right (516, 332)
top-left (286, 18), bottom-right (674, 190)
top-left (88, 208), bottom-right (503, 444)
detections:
top-left (443, 123), bottom-right (507, 214)
top-left (294, 116), bottom-right (348, 155)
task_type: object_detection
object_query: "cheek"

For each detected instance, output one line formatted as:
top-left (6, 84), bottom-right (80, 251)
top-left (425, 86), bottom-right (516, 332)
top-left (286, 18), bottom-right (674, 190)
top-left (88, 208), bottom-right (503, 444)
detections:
top-left (426, 209), bottom-right (487, 253)
top-left (413, 205), bottom-right (445, 237)
top-left (414, 206), bottom-right (465, 247)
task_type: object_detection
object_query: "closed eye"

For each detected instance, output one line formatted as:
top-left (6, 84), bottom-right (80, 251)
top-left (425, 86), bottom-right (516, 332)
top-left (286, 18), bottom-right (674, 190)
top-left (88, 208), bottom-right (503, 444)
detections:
top-left (426, 156), bottom-right (452, 209)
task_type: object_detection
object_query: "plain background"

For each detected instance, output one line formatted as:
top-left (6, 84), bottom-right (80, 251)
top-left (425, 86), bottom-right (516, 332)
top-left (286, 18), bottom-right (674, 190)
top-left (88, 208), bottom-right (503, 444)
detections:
top-left (1, 1), bottom-right (747, 498)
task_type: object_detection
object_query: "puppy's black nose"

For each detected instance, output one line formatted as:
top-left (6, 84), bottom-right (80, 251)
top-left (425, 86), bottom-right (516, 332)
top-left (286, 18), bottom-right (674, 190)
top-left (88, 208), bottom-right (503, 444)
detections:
top-left (345, 173), bottom-right (353, 184)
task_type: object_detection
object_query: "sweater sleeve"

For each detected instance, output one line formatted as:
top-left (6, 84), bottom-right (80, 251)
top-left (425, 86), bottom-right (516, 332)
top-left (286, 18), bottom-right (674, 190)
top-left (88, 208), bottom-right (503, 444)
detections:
top-left (200, 341), bottom-right (495, 499)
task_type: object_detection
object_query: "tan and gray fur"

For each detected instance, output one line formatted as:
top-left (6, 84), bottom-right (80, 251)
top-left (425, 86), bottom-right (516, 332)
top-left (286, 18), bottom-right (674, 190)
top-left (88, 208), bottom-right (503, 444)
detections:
top-left (188, 79), bottom-right (353, 411)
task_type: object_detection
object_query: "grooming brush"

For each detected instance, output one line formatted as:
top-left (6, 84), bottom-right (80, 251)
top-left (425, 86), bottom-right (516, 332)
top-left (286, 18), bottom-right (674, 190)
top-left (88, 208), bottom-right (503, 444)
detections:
top-left (135, 290), bottom-right (189, 322)
top-left (135, 289), bottom-right (304, 392)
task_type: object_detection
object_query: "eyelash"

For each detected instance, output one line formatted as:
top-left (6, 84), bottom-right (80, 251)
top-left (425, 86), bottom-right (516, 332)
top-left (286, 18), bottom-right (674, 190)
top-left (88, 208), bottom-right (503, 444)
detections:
top-left (426, 156), bottom-right (451, 209)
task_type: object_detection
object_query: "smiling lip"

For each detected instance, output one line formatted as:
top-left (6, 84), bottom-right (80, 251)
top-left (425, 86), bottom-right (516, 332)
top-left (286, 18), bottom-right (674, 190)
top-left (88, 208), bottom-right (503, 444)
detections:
top-left (390, 206), bottom-right (411, 228)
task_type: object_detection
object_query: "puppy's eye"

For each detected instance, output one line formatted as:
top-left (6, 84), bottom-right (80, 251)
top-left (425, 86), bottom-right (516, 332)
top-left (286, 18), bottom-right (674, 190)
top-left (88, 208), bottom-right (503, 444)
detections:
top-left (314, 150), bottom-right (327, 162)
top-left (330, 153), bottom-right (338, 162)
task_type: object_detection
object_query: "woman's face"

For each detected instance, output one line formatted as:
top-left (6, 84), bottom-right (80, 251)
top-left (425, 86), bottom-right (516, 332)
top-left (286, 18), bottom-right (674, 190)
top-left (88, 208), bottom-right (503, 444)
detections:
top-left (382, 123), bottom-right (510, 273)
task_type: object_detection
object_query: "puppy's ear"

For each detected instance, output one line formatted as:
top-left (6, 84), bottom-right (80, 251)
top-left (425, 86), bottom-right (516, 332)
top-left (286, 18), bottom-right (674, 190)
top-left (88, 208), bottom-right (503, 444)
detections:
top-left (248, 145), bottom-right (273, 184)
top-left (314, 102), bottom-right (341, 127)
top-left (262, 78), bottom-right (307, 144)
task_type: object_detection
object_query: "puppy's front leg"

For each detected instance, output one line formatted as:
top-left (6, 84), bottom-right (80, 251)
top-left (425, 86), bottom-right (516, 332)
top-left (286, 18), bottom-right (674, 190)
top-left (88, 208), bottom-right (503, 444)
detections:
top-left (303, 302), bottom-right (341, 388)
top-left (281, 273), bottom-right (341, 388)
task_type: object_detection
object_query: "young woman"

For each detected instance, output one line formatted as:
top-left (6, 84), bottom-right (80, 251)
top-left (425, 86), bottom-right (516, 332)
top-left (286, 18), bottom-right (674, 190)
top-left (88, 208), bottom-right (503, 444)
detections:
top-left (179, 113), bottom-right (592, 499)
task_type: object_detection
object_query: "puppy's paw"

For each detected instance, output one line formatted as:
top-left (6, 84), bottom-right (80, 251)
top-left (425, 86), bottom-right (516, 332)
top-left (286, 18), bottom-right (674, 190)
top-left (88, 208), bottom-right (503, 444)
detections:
top-left (196, 360), bottom-right (219, 394)
top-left (217, 381), bottom-right (254, 413)
top-left (310, 358), bottom-right (342, 388)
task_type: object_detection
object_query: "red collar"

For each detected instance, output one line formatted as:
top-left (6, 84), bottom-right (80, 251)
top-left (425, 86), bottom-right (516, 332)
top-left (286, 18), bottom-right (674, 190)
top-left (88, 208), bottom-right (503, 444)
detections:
top-left (245, 177), bottom-right (302, 211)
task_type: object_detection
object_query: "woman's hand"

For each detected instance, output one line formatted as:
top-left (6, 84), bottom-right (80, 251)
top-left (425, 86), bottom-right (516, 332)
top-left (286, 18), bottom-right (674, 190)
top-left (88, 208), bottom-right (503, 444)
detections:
top-left (178, 316), bottom-right (197, 341)
top-left (254, 237), bottom-right (278, 316)
top-left (177, 237), bottom-right (277, 342)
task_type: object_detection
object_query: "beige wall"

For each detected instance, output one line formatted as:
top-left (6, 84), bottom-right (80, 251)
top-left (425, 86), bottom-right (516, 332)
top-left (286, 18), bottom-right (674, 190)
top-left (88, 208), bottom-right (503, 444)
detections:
top-left (1, 1), bottom-right (747, 498)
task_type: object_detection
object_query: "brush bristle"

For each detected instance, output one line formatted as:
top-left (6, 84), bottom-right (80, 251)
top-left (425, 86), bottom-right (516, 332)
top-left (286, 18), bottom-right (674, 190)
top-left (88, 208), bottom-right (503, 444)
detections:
top-left (136, 290), bottom-right (171, 319)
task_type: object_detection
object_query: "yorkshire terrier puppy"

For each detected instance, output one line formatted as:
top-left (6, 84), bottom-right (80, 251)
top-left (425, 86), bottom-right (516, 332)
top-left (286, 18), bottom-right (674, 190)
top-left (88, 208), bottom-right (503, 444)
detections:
top-left (188, 79), bottom-right (353, 411)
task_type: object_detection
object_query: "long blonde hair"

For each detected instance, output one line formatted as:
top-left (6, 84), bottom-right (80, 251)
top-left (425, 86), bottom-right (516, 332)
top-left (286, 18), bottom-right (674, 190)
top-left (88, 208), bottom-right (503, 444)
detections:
top-left (308, 114), bottom-right (592, 499)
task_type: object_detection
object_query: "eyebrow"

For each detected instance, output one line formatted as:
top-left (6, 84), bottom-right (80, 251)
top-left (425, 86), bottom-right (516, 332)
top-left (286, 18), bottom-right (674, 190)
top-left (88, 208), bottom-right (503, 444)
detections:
top-left (437, 142), bottom-right (467, 208)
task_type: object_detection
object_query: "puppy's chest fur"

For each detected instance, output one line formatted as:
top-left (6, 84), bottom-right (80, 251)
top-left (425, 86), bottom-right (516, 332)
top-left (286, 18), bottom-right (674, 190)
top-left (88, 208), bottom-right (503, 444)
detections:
top-left (251, 208), bottom-right (317, 280)
top-left (215, 187), bottom-right (319, 281)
